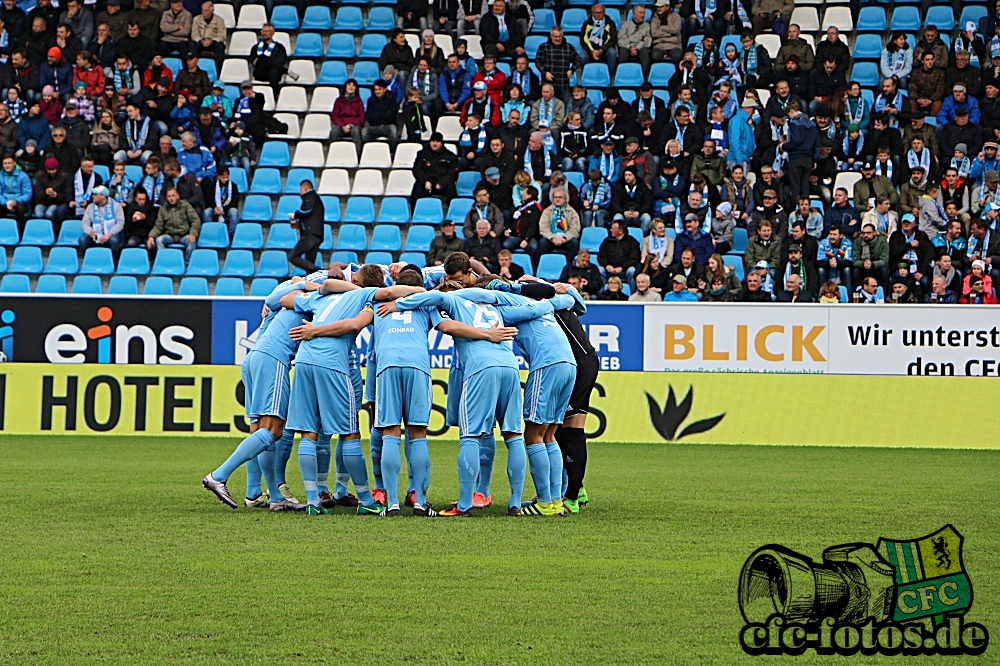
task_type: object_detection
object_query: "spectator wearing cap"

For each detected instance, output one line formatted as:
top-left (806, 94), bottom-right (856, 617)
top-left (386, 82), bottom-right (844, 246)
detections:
top-left (749, 187), bottom-right (787, 238)
top-left (961, 273), bottom-right (998, 303)
top-left (232, 81), bottom-right (266, 145)
top-left (33, 155), bottom-right (67, 221)
top-left (775, 24), bottom-right (814, 73)
top-left (478, 165), bottom-right (512, 214)
top-left (411, 131), bottom-right (458, 206)
top-left (16, 137), bottom-right (40, 176)
top-left (727, 98), bottom-right (757, 172)
top-left (118, 21), bottom-right (154, 72)
top-left (852, 220), bottom-right (890, 290)
top-left (900, 165), bottom-right (929, 217)
top-left (853, 161), bottom-right (898, 215)
top-left (461, 80), bottom-right (501, 128)
top-left (611, 165), bottom-right (653, 232)
top-left (631, 83), bottom-right (667, 134)
top-left (710, 201), bottom-right (735, 255)
top-left (889, 212), bottom-right (935, 291)
top-left (97, 0), bottom-right (127, 42)
top-left (663, 272), bottom-right (699, 301)
top-left (888, 273), bottom-right (919, 303)
top-left (79, 184), bottom-right (124, 257)
top-left (673, 211), bottom-right (714, 266)
top-left (939, 108), bottom-right (983, 164)
top-left (617, 4), bottom-right (651, 75)
top-left (909, 51), bottom-right (945, 117)
top-left (650, 0), bottom-right (682, 65)
top-left (427, 220), bottom-right (465, 266)
top-left (780, 237), bottom-right (818, 294)
top-left (970, 141), bottom-right (1000, 187)
top-left (175, 53), bottom-right (210, 101)
top-left (974, 169), bottom-right (1000, 215)
top-left (199, 80), bottom-right (231, 123)
top-left (963, 259), bottom-right (995, 297)
top-left (39, 46), bottom-right (72, 100)
top-left (189, 2), bottom-right (225, 71)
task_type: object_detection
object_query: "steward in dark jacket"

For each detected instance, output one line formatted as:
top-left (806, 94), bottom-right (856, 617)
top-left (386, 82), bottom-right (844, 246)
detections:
top-left (410, 132), bottom-right (458, 205)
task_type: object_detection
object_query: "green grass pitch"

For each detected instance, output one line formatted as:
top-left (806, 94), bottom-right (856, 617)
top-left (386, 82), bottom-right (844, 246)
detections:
top-left (0, 436), bottom-right (998, 665)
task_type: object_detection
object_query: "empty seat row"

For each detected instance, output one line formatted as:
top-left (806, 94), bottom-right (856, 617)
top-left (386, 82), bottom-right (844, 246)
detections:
top-left (1, 274), bottom-right (285, 296)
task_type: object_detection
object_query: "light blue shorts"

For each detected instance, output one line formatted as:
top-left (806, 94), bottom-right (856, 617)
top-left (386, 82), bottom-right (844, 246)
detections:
top-left (286, 363), bottom-right (360, 436)
top-left (242, 350), bottom-right (290, 420)
top-left (446, 363), bottom-right (463, 427)
top-left (523, 362), bottom-right (576, 425)
top-left (458, 366), bottom-right (523, 437)
top-left (375, 366), bottom-right (433, 428)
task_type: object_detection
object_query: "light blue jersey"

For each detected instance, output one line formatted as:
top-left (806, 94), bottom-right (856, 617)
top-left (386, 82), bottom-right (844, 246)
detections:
top-left (292, 288), bottom-right (378, 371)
top-left (252, 280), bottom-right (308, 366)
top-left (372, 306), bottom-right (441, 373)
top-left (394, 291), bottom-right (518, 376)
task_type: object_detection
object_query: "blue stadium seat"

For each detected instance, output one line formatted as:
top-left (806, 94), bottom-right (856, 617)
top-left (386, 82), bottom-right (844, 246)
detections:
top-left (856, 6), bottom-right (886, 31)
top-left (270, 5), bottom-right (299, 29)
top-left (302, 6), bottom-right (332, 30)
top-left (525, 35), bottom-right (546, 59)
top-left (723, 255), bottom-right (745, 281)
top-left (0, 218), bottom-right (18, 245)
top-left (249, 277), bottom-right (279, 296)
top-left (163, 57), bottom-right (182, 76)
top-left (80, 247), bottom-right (116, 275)
top-left (404, 225), bottom-right (435, 252)
top-left (719, 34), bottom-right (741, 53)
top-left (275, 195), bottom-right (300, 220)
top-left (562, 8), bottom-right (587, 33)
top-left (21, 219), bottom-right (54, 246)
top-left (143, 276), bottom-right (174, 295)
top-left (231, 223), bottom-right (265, 249)
top-left (179, 277), bottom-right (210, 295)
top-left (325, 33), bottom-right (356, 59)
top-left (71, 275), bottom-right (103, 294)
top-left (510, 253), bottom-right (533, 275)
top-left (446, 198), bottom-right (473, 222)
top-left (352, 61), bottom-right (381, 86)
top-left (125, 164), bottom-right (143, 183)
top-left (961, 6), bottom-right (988, 32)
top-left (117, 245), bottom-right (150, 275)
top-left (250, 168), bottom-right (282, 194)
top-left (565, 171), bottom-right (585, 189)
top-left (336, 224), bottom-right (368, 251)
top-left (44, 246), bottom-right (79, 274)
top-left (330, 251), bottom-right (358, 264)
top-left (370, 225), bottom-right (401, 251)
top-left (186, 249), bottom-right (220, 276)
top-left (852, 34), bottom-right (883, 60)
top-left (107, 275), bottom-right (139, 294)
top-left (291, 252), bottom-right (323, 276)
top-left (256, 250), bottom-right (290, 278)
top-left (258, 143), bottom-right (291, 168)
top-left (890, 6), bottom-right (920, 31)
top-left (533, 8), bottom-right (555, 32)
top-left (456, 171), bottom-right (479, 197)
top-left (579, 227), bottom-right (607, 253)
top-left (613, 63), bottom-right (644, 88)
top-left (151, 248), bottom-right (186, 276)
top-left (581, 63), bottom-right (611, 88)
top-left (0, 274), bottom-right (30, 291)
top-left (36, 274), bottom-right (67, 293)
top-left (925, 6), bottom-right (955, 31)
top-left (266, 223), bottom-right (298, 250)
top-left (320, 224), bottom-right (334, 250)
top-left (214, 277), bottom-right (245, 296)
top-left (731, 228), bottom-right (748, 255)
top-left (377, 197), bottom-right (410, 224)
top-left (412, 199), bottom-right (443, 224)
top-left (359, 34), bottom-right (387, 59)
top-left (838, 285), bottom-right (849, 303)
top-left (628, 228), bottom-right (643, 245)
top-left (367, 6), bottom-right (396, 31)
top-left (365, 251), bottom-right (394, 265)
top-left (199, 60), bottom-right (217, 82)
top-left (849, 62), bottom-right (880, 88)
top-left (343, 197), bottom-right (376, 223)
top-left (333, 6), bottom-right (364, 31)
top-left (648, 62), bottom-right (676, 87)
top-left (9, 246), bottom-right (42, 273)
top-left (241, 195), bottom-right (274, 221)
top-left (230, 167), bottom-right (248, 192)
top-left (322, 196), bottom-right (341, 223)
top-left (536, 254), bottom-right (566, 281)
top-left (294, 33), bottom-right (324, 58)
top-left (220, 249), bottom-right (255, 277)
top-left (197, 222), bottom-right (229, 249)
top-left (398, 251), bottom-right (426, 267)
top-left (318, 61), bottom-right (349, 85)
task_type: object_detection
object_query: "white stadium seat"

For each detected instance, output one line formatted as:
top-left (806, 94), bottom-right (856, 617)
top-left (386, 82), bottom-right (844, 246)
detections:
top-left (822, 7), bottom-right (853, 31)
top-left (755, 88), bottom-right (771, 107)
top-left (434, 34), bottom-right (453, 54)
top-left (257, 86), bottom-right (275, 111)
top-left (227, 31), bottom-right (257, 56)
top-left (318, 169), bottom-right (351, 195)
top-left (300, 114), bottom-right (332, 140)
top-left (351, 169), bottom-right (385, 196)
top-left (834, 171), bottom-right (862, 194)
top-left (392, 143), bottom-right (421, 169)
top-left (465, 35), bottom-right (484, 59)
top-left (274, 33), bottom-right (292, 53)
top-left (285, 60), bottom-right (317, 86)
top-left (359, 143), bottom-right (392, 169)
top-left (291, 141), bottom-right (326, 168)
top-left (236, 4), bottom-right (266, 29)
top-left (269, 113), bottom-right (300, 139)
top-left (219, 58), bottom-right (250, 83)
top-left (790, 7), bottom-right (820, 32)
top-left (435, 116), bottom-right (463, 142)
top-left (326, 143), bottom-right (359, 168)
top-left (756, 34), bottom-right (781, 60)
top-left (276, 86), bottom-right (308, 112)
top-left (405, 34), bottom-right (420, 53)
top-left (215, 3), bottom-right (236, 28)
top-left (385, 170), bottom-right (415, 196)
top-left (309, 87), bottom-right (339, 113)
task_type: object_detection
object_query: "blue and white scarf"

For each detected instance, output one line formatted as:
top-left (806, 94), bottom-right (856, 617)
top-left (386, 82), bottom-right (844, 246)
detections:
top-left (873, 209), bottom-right (890, 233)
top-left (550, 204), bottom-right (568, 232)
top-left (695, 0), bottom-right (717, 22)
top-left (740, 45), bottom-right (758, 78)
top-left (846, 96), bottom-right (866, 126)
top-left (907, 147), bottom-right (931, 173)
top-left (215, 180), bottom-right (233, 208)
top-left (955, 35), bottom-right (980, 67)
top-left (140, 172), bottom-right (164, 206)
top-left (110, 174), bottom-right (132, 204)
top-left (734, 0), bottom-right (751, 30)
top-left (694, 40), bottom-right (717, 68)
top-left (597, 152), bottom-right (616, 180)
top-left (74, 170), bottom-right (95, 207)
top-left (412, 69), bottom-right (433, 96)
top-left (537, 98), bottom-right (555, 127)
top-left (114, 65), bottom-right (135, 91)
top-left (876, 159), bottom-right (893, 182)
top-left (525, 146), bottom-right (552, 179)
top-left (511, 70), bottom-right (531, 98)
top-left (125, 116), bottom-right (149, 150)
top-left (951, 156), bottom-right (971, 179)
top-left (636, 95), bottom-right (658, 120)
top-left (459, 126), bottom-right (486, 153)
top-left (874, 90), bottom-right (904, 127)
top-left (885, 49), bottom-right (909, 75)
top-left (495, 12), bottom-right (509, 41)
top-left (255, 39), bottom-right (276, 58)
top-left (842, 134), bottom-right (864, 160)
top-left (91, 200), bottom-right (118, 236)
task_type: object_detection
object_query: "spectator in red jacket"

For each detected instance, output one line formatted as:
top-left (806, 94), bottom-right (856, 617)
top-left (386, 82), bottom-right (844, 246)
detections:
top-left (330, 78), bottom-right (365, 156)
top-left (471, 54), bottom-right (506, 106)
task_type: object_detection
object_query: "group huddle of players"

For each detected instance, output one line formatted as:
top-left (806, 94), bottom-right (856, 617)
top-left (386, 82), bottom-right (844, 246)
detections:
top-left (201, 251), bottom-right (599, 517)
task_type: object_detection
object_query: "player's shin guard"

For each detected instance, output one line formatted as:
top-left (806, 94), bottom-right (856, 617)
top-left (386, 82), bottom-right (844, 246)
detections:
top-left (380, 435), bottom-right (402, 508)
top-left (333, 436), bottom-right (350, 499)
top-left (274, 428), bottom-right (295, 486)
top-left (315, 433), bottom-right (331, 494)
top-left (212, 429), bottom-right (275, 482)
top-left (341, 438), bottom-right (375, 507)
top-left (476, 432), bottom-right (496, 497)
top-left (525, 443), bottom-right (552, 503)
top-left (370, 427), bottom-right (384, 490)
top-left (408, 437), bottom-right (430, 507)
top-left (297, 438), bottom-right (320, 506)
top-left (557, 427), bottom-right (588, 501)
top-left (456, 437), bottom-right (480, 512)
top-left (256, 448), bottom-right (284, 502)
top-left (246, 456), bottom-right (263, 499)
top-left (504, 436), bottom-right (526, 509)
top-left (545, 442), bottom-right (564, 505)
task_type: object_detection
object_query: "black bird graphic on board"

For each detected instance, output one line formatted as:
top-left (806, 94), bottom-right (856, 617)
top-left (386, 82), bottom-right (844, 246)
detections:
top-left (646, 386), bottom-right (725, 441)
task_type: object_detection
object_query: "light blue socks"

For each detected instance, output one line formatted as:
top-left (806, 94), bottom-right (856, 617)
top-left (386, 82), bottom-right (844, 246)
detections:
top-left (370, 427), bottom-right (384, 490)
top-left (456, 437), bottom-right (480, 511)
top-left (316, 433), bottom-right (331, 494)
top-left (505, 436), bottom-right (527, 509)
top-left (256, 448), bottom-right (284, 502)
top-left (525, 442), bottom-right (552, 503)
top-left (546, 442), bottom-right (564, 503)
top-left (342, 438), bottom-right (375, 507)
top-left (297, 437), bottom-right (319, 507)
top-left (333, 436), bottom-right (351, 499)
top-left (380, 434), bottom-right (402, 507)
top-left (408, 437), bottom-right (430, 507)
top-left (213, 428), bottom-right (274, 482)
top-left (476, 432), bottom-right (496, 497)
top-left (274, 428), bottom-right (295, 486)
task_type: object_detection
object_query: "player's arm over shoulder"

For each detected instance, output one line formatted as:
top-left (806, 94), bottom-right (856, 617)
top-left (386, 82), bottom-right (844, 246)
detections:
top-left (374, 285), bottom-right (426, 301)
top-left (319, 278), bottom-right (360, 295)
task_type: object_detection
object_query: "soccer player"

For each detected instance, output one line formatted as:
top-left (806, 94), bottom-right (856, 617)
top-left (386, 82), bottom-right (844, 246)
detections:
top-left (384, 282), bottom-right (527, 516)
top-left (280, 265), bottom-right (387, 516)
top-left (449, 279), bottom-right (579, 516)
top-left (202, 278), bottom-right (314, 512)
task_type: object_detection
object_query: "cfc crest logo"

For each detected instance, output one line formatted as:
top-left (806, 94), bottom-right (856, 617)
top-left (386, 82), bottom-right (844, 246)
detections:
top-left (738, 525), bottom-right (988, 656)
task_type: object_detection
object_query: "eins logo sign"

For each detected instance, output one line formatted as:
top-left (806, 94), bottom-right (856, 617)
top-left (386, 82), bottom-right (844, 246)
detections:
top-left (44, 305), bottom-right (196, 364)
